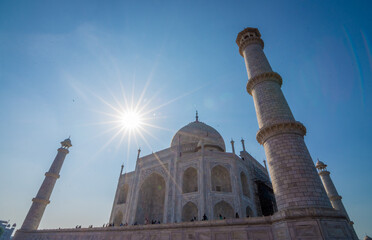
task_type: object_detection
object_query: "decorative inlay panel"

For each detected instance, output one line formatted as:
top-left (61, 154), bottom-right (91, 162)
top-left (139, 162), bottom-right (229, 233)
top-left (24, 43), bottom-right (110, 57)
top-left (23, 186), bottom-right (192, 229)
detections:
top-left (139, 164), bottom-right (169, 185)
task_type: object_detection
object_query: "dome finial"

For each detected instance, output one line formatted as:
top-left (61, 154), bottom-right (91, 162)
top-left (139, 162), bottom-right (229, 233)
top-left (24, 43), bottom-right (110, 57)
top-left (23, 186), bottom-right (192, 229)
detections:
top-left (195, 110), bottom-right (199, 122)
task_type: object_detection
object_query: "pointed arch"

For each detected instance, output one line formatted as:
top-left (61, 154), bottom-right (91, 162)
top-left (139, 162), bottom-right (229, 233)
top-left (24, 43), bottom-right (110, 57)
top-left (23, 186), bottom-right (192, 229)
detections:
top-left (211, 165), bottom-right (231, 192)
top-left (183, 167), bottom-right (198, 193)
top-left (213, 200), bottom-right (234, 219)
top-left (113, 211), bottom-right (123, 226)
top-left (135, 173), bottom-right (166, 224)
top-left (181, 201), bottom-right (198, 222)
top-left (117, 184), bottom-right (129, 204)
top-left (240, 172), bottom-right (250, 197)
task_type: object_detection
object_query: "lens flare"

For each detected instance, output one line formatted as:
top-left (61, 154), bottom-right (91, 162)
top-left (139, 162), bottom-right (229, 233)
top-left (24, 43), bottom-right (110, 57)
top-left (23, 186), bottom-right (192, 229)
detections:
top-left (120, 110), bottom-right (142, 130)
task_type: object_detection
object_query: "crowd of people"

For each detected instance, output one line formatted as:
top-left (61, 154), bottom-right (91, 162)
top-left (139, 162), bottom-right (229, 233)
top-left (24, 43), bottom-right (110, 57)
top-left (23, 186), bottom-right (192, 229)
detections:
top-left (190, 212), bottom-right (242, 222)
top-left (76, 212), bottom-right (247, 229)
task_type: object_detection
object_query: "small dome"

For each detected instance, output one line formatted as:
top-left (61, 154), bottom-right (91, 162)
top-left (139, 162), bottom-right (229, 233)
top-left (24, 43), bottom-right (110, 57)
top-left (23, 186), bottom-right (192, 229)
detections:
top-left (315, 159), bottom-right (327, 169)
top-left (171, 120), bottom-right (225, 152)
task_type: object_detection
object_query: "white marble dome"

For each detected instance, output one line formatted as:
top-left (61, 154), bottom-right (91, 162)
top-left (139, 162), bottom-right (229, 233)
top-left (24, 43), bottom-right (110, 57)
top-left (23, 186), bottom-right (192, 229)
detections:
top-left (170, 120), bottom-right (225, 152)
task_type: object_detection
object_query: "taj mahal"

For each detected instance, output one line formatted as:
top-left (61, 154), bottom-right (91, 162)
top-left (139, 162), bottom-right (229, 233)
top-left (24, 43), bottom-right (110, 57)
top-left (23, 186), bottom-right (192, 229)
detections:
top-left (13, 27), bottom-right (359, 240)
top-left (109, 112), bottom-right (275, 226)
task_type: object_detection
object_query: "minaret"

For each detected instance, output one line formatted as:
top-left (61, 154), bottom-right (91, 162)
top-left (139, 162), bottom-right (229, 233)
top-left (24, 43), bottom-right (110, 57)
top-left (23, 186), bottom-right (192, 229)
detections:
top-left (315, 159), bottom-right (350, 220)
top-left (241, 138), bottom-right (246, 152)
top-left (236, 28), bottom-right (332, 211)
top-left (230, 139), bottom-right (235, 154)
top-left (20, 138), bottom-right (72, 230)
top-left (137, 148), bottom-right (141, 159)
top-left (120, 163), bottom-right (124, 176)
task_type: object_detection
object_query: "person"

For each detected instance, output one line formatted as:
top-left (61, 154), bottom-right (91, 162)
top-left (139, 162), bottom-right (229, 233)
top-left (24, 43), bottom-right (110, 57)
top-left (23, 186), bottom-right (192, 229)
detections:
top-left (219, 214), bottom-right (223, 220)
top-left (235, 212), bottom-right (239, 218)
top-left (202, 214), bottom-right (208, 221)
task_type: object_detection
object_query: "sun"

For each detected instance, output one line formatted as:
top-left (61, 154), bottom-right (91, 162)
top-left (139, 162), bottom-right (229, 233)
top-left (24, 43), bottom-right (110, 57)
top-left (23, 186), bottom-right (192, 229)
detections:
top-left (89, 78), bottom-right (203, 160)
top-left (120, 110), bottom-right (143, 130)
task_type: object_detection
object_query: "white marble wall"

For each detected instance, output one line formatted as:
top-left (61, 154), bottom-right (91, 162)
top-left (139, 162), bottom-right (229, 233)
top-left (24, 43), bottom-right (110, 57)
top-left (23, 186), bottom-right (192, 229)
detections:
top-left (109, 147), bottom-right (260, 225)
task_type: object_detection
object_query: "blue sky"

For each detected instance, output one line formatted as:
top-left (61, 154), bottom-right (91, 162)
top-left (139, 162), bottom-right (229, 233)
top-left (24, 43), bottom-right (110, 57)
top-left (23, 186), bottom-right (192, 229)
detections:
top-left (0, 0), bottom-right (371, 238)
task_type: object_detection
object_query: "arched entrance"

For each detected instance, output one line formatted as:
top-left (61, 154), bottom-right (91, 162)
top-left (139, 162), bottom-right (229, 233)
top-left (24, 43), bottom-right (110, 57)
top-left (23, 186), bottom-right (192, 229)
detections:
top-left (213, 200), bottom-right (234, 219)
top-left (135, 173), bottom-right (166, 224)
top-left (182, 201), bottom-right (198, 222)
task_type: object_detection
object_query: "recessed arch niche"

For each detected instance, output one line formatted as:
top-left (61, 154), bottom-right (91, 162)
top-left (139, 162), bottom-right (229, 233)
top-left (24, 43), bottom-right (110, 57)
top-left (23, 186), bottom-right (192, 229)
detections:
top-left (117, 184), bottom-right (129, 204)
top-left (240, 172), bottom-right (250, 197)
top-left (183, 167), bottom-right (198, 193)
top-left (211, 165), bottom-right (232, 192)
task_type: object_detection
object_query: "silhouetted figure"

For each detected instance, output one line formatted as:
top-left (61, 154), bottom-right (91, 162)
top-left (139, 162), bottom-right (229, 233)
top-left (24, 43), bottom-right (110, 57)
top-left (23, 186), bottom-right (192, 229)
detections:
top-left (202, 214), bottom-right (208, 221)
top-left (219, 214), bottom-right (223, 220)
top-left (235, 212), bottom-right (239, 218)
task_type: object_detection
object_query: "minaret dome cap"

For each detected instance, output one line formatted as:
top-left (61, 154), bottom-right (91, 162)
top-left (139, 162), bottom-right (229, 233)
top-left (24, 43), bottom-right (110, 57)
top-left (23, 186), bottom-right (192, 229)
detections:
top-left (315, 159), bottom-right (327, 169)
top-left (236, 27), bottom-right (261, 45)
top-left (61, 138), bottom-right (72, 148)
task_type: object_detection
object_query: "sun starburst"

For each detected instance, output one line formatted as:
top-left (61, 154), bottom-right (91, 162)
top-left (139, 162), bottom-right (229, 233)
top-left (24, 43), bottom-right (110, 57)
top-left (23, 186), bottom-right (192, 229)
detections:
top-left (119, 110), bottom-right (143, 130)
